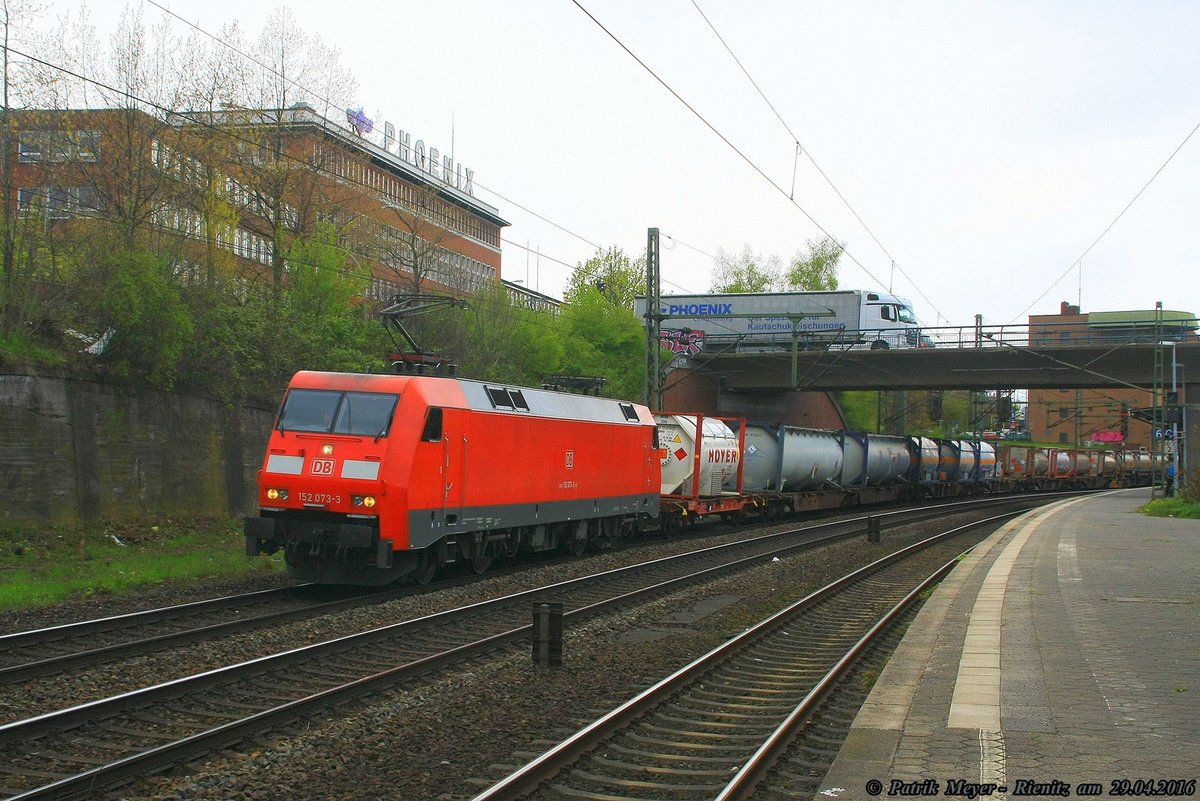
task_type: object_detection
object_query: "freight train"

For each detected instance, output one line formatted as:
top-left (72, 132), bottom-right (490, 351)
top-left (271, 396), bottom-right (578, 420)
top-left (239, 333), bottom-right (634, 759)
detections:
top-left (244, 371), bottom-right (1158, 584)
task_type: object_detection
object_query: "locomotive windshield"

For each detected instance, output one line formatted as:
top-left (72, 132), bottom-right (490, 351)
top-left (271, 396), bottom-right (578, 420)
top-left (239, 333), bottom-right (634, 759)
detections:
top-left (278, 389), bottom-right (399, 437)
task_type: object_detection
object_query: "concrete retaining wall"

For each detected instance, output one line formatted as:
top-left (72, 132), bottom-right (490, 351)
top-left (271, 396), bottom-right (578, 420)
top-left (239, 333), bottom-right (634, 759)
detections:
top-left (0, 373), bottom-right (275, 527)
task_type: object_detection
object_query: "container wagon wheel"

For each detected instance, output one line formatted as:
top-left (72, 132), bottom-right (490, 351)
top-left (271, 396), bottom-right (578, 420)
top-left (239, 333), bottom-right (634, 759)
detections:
top-left (469, 554), bottom-right (493, 574)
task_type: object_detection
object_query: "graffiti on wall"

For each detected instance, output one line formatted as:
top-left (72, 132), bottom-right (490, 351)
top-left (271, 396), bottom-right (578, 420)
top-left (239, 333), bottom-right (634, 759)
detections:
top-left (660, 328), bottom-right (704, 355)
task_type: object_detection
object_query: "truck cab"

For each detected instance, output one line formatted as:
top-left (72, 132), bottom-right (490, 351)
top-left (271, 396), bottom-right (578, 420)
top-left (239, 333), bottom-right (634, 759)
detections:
top-left (860, 291), bottom-right (920, 349)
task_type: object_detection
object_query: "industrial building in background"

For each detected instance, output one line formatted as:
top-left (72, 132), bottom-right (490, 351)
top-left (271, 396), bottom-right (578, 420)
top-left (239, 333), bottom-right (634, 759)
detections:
top-left (7, 104), bottom-right (515, 304)
top-left (1027, 302), bottom-right (1196, 449)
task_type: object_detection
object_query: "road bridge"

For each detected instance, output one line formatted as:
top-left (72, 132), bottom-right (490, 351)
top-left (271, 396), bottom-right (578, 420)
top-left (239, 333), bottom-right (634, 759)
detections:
top-left (702, 340), bottom-right (1200, 392)
top-left (679, 329), bottom-right (1198, 494)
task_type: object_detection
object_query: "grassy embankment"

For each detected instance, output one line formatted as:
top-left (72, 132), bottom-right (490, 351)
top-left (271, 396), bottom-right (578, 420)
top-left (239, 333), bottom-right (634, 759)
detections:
top-left (0, 519), bottom-right (285, 611)
top-left (1140, 497), bottom-right (1200, 519)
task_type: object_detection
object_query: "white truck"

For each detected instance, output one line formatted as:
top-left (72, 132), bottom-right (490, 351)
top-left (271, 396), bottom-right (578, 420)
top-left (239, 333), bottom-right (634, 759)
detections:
top-left (635, 289), bottom-right (924, 353)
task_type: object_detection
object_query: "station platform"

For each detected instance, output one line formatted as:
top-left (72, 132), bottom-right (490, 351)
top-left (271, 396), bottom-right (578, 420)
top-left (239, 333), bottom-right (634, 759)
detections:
top-left (818, 488), bottom-right (1199, 800)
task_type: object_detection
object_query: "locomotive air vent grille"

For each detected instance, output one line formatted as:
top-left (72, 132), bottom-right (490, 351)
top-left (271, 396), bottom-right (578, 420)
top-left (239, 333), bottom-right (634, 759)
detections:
top-left (485, 386), bottom-right (513, 408)
top-left (485, 386), bottom-right (531, 412)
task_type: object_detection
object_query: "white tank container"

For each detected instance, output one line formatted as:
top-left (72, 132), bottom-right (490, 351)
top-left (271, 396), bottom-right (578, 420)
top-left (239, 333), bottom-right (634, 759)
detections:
top-left (977, 441), bottom-right (997, 479)
top-left (1001, 445), bottom-right (1050, 478)
top-left (957, 440), bottom-right (979, 481)
top-left (937, 439), bottom-right (961, 481)
top-left (656, 414), bottom-right (740, 496)
top-left (914, 437), bottom-right (940, 482)
top-left (738, 424), bottom-right (844, 492)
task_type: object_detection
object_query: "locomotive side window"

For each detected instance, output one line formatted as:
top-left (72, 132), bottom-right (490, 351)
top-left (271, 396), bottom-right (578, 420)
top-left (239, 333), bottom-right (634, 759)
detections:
top-left (421, 407), bottom-right (443, 442)
top-left (619, 402), bottom-right (639, 421)
top-left (278, 389), bottom-right (399, 437)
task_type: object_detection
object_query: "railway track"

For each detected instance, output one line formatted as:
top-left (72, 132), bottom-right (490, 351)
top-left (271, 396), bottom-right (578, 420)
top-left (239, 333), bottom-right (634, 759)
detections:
top-left (0, 583), bottom-right (413, 682)
top-left (0, 494), bottom-right (1063, 687)
top-left (468, 515), bottom-right (997, 801)
top-left (0, 495), bottom-right (1052, 800)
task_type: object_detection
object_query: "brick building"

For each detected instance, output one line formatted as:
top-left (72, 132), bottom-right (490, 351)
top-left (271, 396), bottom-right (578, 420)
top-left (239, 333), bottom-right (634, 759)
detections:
top-left (1027, 302), bottom-right (1196, 448)
top-left (6, 104), bottom-right (509, 301)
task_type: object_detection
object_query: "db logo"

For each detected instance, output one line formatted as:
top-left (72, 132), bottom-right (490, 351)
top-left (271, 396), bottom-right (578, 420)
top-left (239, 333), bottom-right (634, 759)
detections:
top-left (310, 458), bottom-right (335, 476)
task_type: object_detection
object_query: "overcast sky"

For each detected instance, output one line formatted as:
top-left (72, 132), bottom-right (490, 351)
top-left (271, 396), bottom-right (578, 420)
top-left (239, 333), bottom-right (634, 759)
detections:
top-left (36, 1), bottom-right (1200, 330)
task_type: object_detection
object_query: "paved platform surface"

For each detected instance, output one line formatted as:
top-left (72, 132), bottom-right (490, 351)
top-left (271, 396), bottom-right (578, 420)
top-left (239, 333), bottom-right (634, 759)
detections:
top-left (817, 488), bottom-right (1199, 801)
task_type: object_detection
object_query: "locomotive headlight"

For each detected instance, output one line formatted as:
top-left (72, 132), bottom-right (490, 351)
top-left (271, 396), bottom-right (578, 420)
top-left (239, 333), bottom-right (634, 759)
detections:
top-left (321, 444), bottom-right (334, 456)
top-left (363, 496), bottom-right (376, 508)
top-left (352, 495), bottom-right (377, 508)
top-left (266, 488), bottom-right (288, 500)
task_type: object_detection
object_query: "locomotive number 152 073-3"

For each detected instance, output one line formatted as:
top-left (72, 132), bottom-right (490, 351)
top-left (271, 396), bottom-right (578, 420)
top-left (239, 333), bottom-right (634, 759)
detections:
top-left (299, 492), bottom-right (341, 505)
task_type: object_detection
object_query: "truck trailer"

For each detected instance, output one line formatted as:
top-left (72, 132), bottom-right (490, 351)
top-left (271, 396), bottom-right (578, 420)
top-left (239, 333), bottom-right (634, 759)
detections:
top-left (635, 289), bottom-right (924, 353)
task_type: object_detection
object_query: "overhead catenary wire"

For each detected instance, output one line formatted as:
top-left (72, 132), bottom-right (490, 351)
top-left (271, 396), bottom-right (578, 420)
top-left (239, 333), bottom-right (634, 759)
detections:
top-left (687, 0), bottom-right (947, 324)
top-left (568, 1), bottom-right (898, 303)
top-left (1009, 115), bottom-right (1200, 323)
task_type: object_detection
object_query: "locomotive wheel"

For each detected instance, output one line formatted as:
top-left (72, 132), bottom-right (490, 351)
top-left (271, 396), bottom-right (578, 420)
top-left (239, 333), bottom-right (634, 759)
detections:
top-left (502, 535), bottom-right (520, 558)
top-left (569, 535), bottom-right (587, 556)
top-left (469, 554), bottom-right (493, 574)
top-left (412, 553), bottom-right (438, 586)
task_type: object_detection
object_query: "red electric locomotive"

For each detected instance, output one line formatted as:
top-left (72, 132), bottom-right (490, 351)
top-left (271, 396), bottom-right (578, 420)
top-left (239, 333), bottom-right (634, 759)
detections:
top-left (244, 371), bottom-right (661, 584)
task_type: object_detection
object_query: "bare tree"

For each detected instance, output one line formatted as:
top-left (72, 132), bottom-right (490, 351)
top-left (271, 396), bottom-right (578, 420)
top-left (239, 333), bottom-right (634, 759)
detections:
top-left (211, 8), bottom-right (360, 298)
top-left (369, 182), bottom-right (466, 297)
top-left (1, 0), bottom-right (47, 334)
top-left (710, 244), bottom-right (781, 293)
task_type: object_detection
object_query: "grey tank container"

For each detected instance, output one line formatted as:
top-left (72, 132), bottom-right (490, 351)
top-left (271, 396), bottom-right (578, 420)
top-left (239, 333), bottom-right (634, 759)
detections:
top-left (737, 424), bottom-right (845, 492)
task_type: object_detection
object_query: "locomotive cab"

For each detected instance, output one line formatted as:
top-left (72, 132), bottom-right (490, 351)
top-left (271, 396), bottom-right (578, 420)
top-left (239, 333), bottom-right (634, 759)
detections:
top-left (245, 378), bottom-right (409, 584)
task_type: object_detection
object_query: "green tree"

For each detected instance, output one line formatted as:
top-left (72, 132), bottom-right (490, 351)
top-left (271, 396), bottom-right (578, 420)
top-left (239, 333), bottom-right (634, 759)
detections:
top-left (564, 245), bottom-right (644, 308)
top-left (91, 248), bottom-right (194, 388)
top-left (556, 288), bottom-right (645, 399)
top-left (783, 236), bottom-right (842, 291)
top-left (709, 244), bottom-right (780, 293)
top-left (277, 226), bottom-right (382, 379)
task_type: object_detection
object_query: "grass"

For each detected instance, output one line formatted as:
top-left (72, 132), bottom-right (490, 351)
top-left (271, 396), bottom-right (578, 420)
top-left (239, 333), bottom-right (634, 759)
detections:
top-left (1139, 497), bottom-right (1200, 520)
top-left (0, 518), bottom-right (285, 611)
top-left (0, 332), bottom-right (66, 368)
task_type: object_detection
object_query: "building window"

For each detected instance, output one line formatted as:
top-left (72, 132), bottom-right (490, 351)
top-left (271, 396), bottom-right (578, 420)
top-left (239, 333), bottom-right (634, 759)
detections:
top-left (1059, 407), bottom-right (1070, 419)
top-left (18, 130), bottom-right (100, 163)
top-left (19, 185), bottom-right (99, 220)
top-left (1059, 432), bottom-right (1069, 443)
